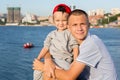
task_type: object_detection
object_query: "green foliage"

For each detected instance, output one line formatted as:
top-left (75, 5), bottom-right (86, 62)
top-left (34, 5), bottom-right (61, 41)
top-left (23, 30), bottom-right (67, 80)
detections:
top-left (22, 22), bottom-right (34, 25)
top-left (40, 19), bottom-right (48, 22)
top-left (98, 13), bottom-right (120, 25)
top-left (0, 19), bottom-right (6, 25)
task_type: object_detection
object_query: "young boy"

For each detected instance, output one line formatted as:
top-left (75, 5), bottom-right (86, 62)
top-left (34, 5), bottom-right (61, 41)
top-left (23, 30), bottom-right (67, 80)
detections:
top-left (33, 4), bottom-right (79, 80)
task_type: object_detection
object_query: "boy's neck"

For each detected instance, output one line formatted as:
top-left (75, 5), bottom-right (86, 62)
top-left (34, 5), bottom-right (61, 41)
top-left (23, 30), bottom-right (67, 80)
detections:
top-left (57, 29), bottom-right (67, 32)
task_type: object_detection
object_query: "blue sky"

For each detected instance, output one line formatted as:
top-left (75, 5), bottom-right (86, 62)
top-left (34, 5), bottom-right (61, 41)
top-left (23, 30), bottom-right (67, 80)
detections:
top-left (0, 0), bottom-right (120, 16)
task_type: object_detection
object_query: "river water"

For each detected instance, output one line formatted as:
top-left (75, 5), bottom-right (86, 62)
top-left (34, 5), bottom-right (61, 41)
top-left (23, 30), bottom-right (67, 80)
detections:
top-left (0, 26), bottom-right (120, 80)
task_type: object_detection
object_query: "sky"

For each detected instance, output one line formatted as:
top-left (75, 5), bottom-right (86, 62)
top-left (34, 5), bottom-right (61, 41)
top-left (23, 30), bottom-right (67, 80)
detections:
top-left (0, 0), bottom-right (120, 16)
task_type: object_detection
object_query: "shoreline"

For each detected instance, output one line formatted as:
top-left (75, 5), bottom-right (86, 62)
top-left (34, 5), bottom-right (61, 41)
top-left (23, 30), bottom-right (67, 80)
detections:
top-left (0, 25), bottom-right (120, 28)
top-left (0, 24), bottom-right (55, 27)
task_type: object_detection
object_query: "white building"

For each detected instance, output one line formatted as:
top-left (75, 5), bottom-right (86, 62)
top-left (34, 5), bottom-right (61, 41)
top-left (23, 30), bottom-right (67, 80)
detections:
top-left (88, 9), bottom-right (105, 16)
top-left (88, 10), bottom-right (96, 16)
top-left (111, 8), bottom-right (120, 15)
top-left (96, 9), bottom-right (105, 16)
top-left (22, 13), bottom-right (37, 23)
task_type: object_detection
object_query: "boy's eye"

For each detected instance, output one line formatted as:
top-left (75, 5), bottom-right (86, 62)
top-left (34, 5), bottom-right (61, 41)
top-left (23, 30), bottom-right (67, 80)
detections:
top-left (56, 20), bottom-right (60, 21)
top-left (63, 20), bottom-right (67, 21)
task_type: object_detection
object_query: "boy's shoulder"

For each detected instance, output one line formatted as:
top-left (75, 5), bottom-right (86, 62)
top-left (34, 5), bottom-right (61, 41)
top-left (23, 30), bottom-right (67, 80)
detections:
top-left (47, 29), bottom-right (57, 36)
top-left (49, 29), bottom-right (57, 33)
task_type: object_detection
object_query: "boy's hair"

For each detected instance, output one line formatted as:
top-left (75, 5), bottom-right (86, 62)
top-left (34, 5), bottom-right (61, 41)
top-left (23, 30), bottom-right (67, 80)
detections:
top-left (53, 4), bottom-right (71, 14)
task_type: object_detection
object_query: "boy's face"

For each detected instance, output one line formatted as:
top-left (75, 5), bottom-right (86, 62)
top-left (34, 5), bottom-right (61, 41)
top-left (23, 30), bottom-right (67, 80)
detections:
top-left (53, 11), bottom-right (69, 31)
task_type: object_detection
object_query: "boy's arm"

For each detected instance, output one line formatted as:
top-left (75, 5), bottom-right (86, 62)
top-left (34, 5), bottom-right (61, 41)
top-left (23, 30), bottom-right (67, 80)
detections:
top-left (73, 47), bottom-right (79, 60)
top-left (37, 47), bottom-right (48, 60)
top-left (37, 31), bottom-right (52, 60)
top-left (44, 52), bottom-right (56, 79)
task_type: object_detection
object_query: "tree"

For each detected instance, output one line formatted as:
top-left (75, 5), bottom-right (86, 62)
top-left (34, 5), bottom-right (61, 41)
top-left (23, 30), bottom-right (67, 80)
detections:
top-left (98, 13), bottom-right (120, 25)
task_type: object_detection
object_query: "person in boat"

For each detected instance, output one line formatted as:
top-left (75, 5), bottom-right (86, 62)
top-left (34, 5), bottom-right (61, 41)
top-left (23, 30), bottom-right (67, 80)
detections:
top-left (24, 42), bottom-right (33, 48)
top-left (33, 9), bottom-right (117, 80)
top-left (33, 4), bottom-right (79, 80)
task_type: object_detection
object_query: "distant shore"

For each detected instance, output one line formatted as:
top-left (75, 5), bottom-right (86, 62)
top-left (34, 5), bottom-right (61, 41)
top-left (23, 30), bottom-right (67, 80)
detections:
top-left (0, 24), bottom-right (55, 27)
top-left (0, 24), bottom-right (120, 28)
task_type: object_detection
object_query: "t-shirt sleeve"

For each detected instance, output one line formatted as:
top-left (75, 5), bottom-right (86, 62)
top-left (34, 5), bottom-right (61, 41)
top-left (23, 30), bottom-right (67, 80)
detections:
top-left (69, 34), bottom-right (79, 48)
top-left (43, 32), bottom-right (52, 49)
top-left (76, 37), bottom-right (102, 67)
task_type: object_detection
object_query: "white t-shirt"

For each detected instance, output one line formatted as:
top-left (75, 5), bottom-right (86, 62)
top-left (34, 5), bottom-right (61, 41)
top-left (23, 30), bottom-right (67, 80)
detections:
top-left (76, 33), bottom-right (117, 80)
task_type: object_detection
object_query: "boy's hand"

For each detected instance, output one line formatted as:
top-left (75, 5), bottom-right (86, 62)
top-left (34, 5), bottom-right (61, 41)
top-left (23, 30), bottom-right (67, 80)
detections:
top-left (44, 59), bottom-right (56, 79)
top-left (33, 58), bottom-right (44, 71)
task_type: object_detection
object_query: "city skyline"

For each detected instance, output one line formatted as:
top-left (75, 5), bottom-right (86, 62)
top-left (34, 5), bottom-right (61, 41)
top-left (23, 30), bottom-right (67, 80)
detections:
top-left (0, 0), bottom-right (120, 16)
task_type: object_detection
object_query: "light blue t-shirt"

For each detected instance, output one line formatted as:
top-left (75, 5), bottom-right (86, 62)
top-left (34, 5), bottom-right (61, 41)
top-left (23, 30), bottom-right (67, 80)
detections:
top-left (76, 33), bottom-right (117, 80)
